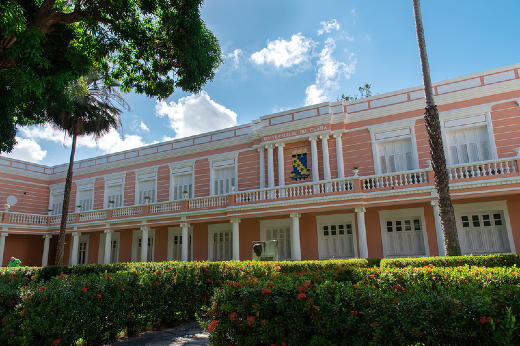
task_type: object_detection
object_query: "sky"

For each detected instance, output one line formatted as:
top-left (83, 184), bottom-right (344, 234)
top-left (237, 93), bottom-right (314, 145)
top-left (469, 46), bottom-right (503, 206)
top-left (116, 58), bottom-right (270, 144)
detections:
top-left (4, 1), bottom-right (520, 166)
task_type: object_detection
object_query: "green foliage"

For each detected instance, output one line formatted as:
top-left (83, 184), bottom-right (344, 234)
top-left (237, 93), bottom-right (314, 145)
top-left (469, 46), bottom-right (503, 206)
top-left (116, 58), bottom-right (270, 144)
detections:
top-left (380, 254), bottom-right (520, 268)
top-left (340, 83), bottom-right (372, 102)
top-left (0, 0), bottom-right (222, 153)
top-left (1, 256), bottom-right (520, 344)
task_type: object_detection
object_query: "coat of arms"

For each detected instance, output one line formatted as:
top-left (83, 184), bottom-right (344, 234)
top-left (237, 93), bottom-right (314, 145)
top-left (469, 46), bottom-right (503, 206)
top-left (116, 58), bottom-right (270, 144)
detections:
top-left (290, 148), bottom-right (310, 180)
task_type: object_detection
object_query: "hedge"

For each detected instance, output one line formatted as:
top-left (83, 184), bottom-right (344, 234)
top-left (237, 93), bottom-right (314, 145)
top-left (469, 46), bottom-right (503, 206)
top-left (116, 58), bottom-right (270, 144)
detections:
top-left (380, 254), bottom-right (520, 269)
top-left (0, 256), bottom-right (519, 345)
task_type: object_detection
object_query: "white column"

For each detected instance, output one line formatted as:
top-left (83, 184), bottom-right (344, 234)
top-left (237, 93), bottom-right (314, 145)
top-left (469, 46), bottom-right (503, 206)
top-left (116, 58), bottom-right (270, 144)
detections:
top-left (104, 229), bottom-right (112, 264)
top-left (290, 213), bottom-right (301, 261)
top-left (430, 200), bottom-right (446, 256)
top-left (71, 232), bottom-right (81, 265)
top-left (266, 144), bottom-right (275, 188)
top-left (309, 136), bottom-right (319, 182)
top-left (333, 133), bottom-right (345, 179)
top-left (355, 207), bottom-right (368, 258)
top-left (41, 235), bottom-right (52, 267)
top-left (320, 135), bottom-right (331, 181)
top-left (181, 223), bottom-right (189, 261)
top-left (230, 219), bottom-right (241, 261)
top-left (0, 232), bottom-right (8, 267)
top-left (276, 142), bottom-right (285, 187)
top-left (140, 226), bottom-right (149, 263)
top-left (258, 147), bottom-right (265, 189)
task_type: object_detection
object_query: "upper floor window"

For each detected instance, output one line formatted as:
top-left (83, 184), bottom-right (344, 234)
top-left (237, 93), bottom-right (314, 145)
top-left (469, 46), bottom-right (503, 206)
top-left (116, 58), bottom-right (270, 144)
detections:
top-left (48, 184), bottom-right (64, 215)
top-left (369, 120), bottom-right (419, 174)
top-left (441, 111), bottom-right (497, 166)
top-left (104, 173), bottom-right (124, 208)
top-left (170, 161), bottom-right (195, 200)
top-left (76, 179), bottom-right (95, 211)
top-left (135, 168), bottom-right (157, 204)
top-left (209, 153), bottom-right (237, 196)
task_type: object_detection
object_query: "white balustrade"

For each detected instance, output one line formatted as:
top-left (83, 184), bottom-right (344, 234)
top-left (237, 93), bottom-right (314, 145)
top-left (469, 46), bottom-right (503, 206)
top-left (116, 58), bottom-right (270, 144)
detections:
top-left (79, 210), bottom-right (107, 221)
top-left (189, 196), bottom-right (229, 209)
top-left (149, 201), bottom-right (182, 213)
top-left (361, 170), bottom-right (428, 190)
top-left (112, 206), bottom-right (144, 217)
top-left (8, 213), bottom-right (48, 225)
top-left (447, 159), bottom-right (517, 180)
top-left (235, 178), bottom-right (355, 203)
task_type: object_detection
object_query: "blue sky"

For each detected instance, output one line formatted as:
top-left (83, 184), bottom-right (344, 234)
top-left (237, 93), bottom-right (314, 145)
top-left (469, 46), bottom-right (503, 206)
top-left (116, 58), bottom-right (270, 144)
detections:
top-left (5, 1), bottom-right (520, 166)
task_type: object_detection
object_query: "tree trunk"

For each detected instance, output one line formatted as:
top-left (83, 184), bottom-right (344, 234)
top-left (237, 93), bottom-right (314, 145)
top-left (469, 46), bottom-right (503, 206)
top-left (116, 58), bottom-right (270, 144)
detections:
top-left (412, 0), bottom-right (461, 256)
top-left (54, 134), bottom-right (77, 265)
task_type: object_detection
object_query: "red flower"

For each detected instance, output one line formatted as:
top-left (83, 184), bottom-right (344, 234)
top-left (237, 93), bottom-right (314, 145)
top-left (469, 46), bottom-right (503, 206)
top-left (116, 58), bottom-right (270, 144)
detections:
top-left (350, 311), bottom-right (358, 317)
top-left (133, 298), bottom-right (137, 302)
top-left (59, 274), bottom-right (66, 278)
top-left (480, 316), bottom-right (491, 324)
top-left (297, 293), bottom-right (307, 300)
top-left (121, 286), bottom-right (125, 291)
top-left (371, 321), bottom-right (378, 328)
top-left (52, 339), bottom-right (60, 345)
top-left (208, 320), bottom-right (218, 332)
top-left (81, 287), bottom-right (87, 293)
top-left (20, 309), bottom-right (26, 315)
top-left (233, 282), bottom-right (242, 288)
top-left (314, 305), bottom-right (320, 311)
top-left (39, 286), bottom-right (46, 291)
top-left (229, 312), bottom-right (238, 321)
top-left (96, 294), bottom-right (102, 299)
top-left (247, 316), bottom-right (255, 326)
top-left (127, 314), bottom-right (131, 319)
top-left (261, 319), bottom-right (268, 326)
top-left (154, 282), bottom-right (160, 286)
top-left (105, 275), bottom-right (111, 280)
top-left (261, 289), bottom-right (272, 295)
top-left (428, 264), bottom-right (433, 267)
top-left (268, 282), bottom-right (274, 288)
top-left (394, 298), bottom-right (399, 304)
top-left (1, 317), bottom-right (5, 323)
top-left (298, 286), bottom-right (307, 293)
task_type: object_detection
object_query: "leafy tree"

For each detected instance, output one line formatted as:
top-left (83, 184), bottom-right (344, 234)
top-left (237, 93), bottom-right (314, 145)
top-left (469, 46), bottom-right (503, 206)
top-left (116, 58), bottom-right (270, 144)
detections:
top-left (339, 83), bottom-right (372, 102)
top-left (0, 0), bottom-right (222, 153)
top-left (412, 0), bottom-right (461, 256)
top-left (46, 72), bottom-right (129, 266)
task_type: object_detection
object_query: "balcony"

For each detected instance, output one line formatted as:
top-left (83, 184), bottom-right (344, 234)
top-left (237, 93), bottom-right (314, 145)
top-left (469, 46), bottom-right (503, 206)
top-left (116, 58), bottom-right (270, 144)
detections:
top-left (2, 156), bottom-right (519, 229)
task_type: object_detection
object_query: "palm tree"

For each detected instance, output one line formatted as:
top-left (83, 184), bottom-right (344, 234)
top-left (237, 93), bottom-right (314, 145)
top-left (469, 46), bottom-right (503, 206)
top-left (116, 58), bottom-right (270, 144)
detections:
top-left (412, 0), bottom-right (461, 256)
top-left (47, 72), bottom-right (129, 265)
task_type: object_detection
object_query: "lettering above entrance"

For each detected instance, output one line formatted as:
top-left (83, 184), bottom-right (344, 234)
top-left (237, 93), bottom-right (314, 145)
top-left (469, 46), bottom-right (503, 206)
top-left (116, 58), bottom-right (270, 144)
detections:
top-left (262, 124), bottom-right (329, 142)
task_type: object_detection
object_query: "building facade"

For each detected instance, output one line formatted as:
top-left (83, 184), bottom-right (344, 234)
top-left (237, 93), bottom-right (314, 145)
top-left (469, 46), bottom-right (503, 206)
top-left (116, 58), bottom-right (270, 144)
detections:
top-left (2, 64), bottom-right (520, 266)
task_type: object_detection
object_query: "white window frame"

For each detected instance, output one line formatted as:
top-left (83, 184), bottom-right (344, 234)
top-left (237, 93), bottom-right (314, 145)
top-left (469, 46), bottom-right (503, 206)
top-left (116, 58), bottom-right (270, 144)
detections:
top-left (316, 213), bottom-right (357, 260)
top-left (167, 226), bottom-right (194, 261)
top-left (169, 160), bottom-right (195, 200)
top-left (135, 167), bottom-right (158, 205)
top-left (208, 223), bottom-right (233, 261)
top-left (368, 119), bottom-right (419, 174)
top-left (69, 234), bottom-right (90, 265)
top-left (208, 152), bottom-right (238, 196)
top-left (260, 219), bottom-right (292, 261)
top-left (75, 178), bottom-right (95, 211)
top-left (104, 173), bottom-right (125, 209)
top-left (48, 183), bottom-right (65, 215)
top-left (379, 208), bottom-right (430, 258)
top-left (131, 228), bottom-right (156, 262)
top-left (440, 109), bottom-right (498, 166)
top-left (453, 201), bottom-right (515, 255)
top-left (97, 232), bottom-right (121, 264)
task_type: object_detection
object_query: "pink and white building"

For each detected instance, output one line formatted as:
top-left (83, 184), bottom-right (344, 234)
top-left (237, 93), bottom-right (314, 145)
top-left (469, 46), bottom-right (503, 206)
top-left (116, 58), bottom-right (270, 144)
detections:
top-left (2, 64), bottom-right (520, 266)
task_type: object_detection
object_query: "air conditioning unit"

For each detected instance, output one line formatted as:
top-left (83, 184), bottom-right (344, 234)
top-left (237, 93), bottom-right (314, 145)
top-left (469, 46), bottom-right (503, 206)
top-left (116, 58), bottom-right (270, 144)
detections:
top-left (252, 240), bottom-right (278, 261)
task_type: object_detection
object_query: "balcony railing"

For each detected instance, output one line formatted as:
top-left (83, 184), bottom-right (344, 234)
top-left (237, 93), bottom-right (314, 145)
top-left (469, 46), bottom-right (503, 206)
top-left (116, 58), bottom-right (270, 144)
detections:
top-left (2, 156), bottom-right (519, 228)
top-left (236, 177), bottom-right (355, 203)
top-left (448, 158), bottom-right (517, 180)
top-left (361, 169), bottom-right (429, 190)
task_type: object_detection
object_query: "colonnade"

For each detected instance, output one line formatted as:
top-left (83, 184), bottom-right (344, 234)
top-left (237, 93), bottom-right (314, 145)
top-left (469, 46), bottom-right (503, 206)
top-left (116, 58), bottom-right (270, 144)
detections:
top-left (257, 132), bottom-right (345, 189)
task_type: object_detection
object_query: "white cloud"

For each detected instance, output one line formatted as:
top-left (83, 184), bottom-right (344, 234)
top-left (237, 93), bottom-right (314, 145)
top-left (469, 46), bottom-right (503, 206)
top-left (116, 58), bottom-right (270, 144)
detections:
top-left (318, 19), bottom-right (340, 36)
top-left (226, 49), bottom-right (243, 68)
top-left (3, 138), bottom-right (47, 163)
top-left (250, 33), bottom-right (316, 70)
top-left (155, 92), bottom-right (237, 139)
top-left (139, 121), bottom-right (150, 132)
top-left (305, 38), bottom-right (356, 106)
top-left (17, 124), bottom-right (154, 155)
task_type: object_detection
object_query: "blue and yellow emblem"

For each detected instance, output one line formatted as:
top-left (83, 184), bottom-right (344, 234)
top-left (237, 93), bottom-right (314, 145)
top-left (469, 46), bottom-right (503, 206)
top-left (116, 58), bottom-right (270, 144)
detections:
top-left (290, 148), bottom-right (310, 180)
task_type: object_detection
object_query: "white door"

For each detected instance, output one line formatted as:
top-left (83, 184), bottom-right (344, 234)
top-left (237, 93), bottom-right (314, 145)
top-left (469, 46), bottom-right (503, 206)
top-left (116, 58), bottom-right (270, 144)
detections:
top-left (378, 139), bottom-right (413, 173)
top-left (385, 218), bottom-right (426, 257)
top-left (460, 212), bottom-right (510, 254)
top-left (320, 223), bottom-right (355, 259)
